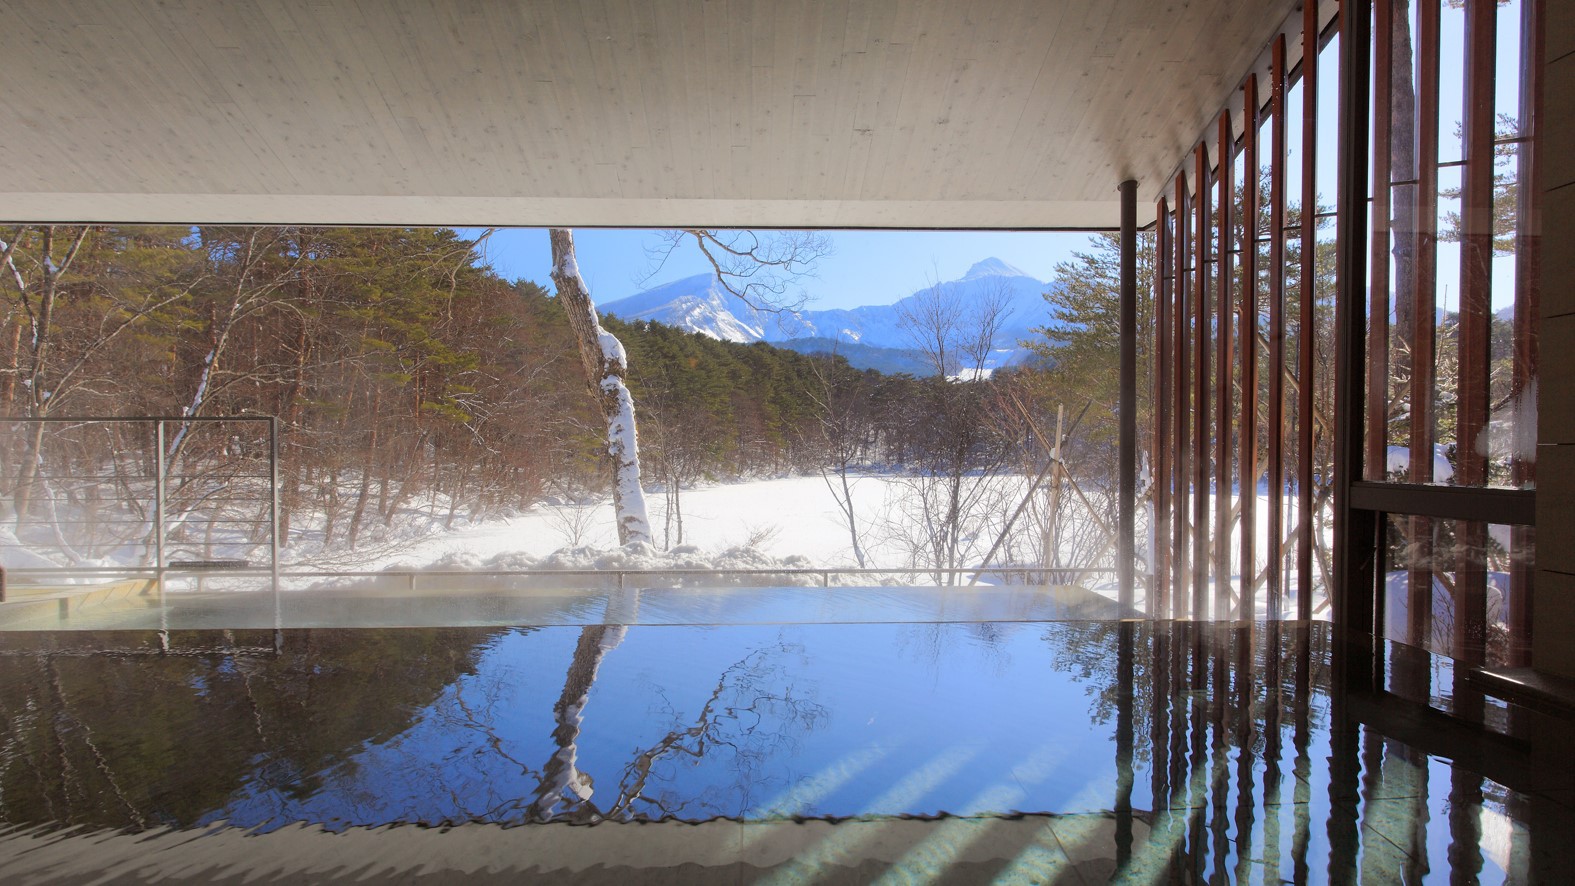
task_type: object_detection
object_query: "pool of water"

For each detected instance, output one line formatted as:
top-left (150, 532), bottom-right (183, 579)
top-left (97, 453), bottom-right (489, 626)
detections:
top-left (1, 603), bottom-right (1572, 882)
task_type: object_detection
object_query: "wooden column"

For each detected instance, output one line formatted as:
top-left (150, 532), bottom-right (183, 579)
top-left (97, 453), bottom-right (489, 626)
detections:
top-left (1409, 0), bottom-right (1441, 647)
top-left (1119, 179), bottom-right (1138, 610)
top-left (1268, 36), bottom-right (1289, 620)
top-left (1194, 144), bottom-right (1212, 619)
top-left (1297, 0), bottom-right (1319, 620)
top-left (1175, 175), bottom-right (1194, 619)
top-left (1334, 0), bottom-right (1377, 638)
top-left (1156, 196), bottom-right (1174, 617)
top-left (1216, 111), bottom-right (1236, 618)
top-left (1241, 74), bottom-right (1261, 619)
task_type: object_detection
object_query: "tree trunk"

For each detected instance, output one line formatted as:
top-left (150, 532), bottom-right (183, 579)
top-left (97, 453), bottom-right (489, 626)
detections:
top-left (322, 466), bottom-right (340, 547)
top-left (531, 622), bottom-right (626, 821)
top-left (1042, 405), bottom-right (1066, 569)
top-left (547, 229), bottom-right (651, 546)
top-left (347, 464), bottom-right (373, 550)
top-left (2, 316), bottom-right (19, 407)
top-left (277, 312), bottom-right (311, 542)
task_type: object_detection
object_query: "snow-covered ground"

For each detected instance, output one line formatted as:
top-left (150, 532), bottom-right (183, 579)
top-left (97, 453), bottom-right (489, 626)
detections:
top-left (352, 473), bottom-right (962, 572)
top-left (2, 471), bottom-right (1052, 576)
top-left (302, 474), bottom-right (1339, 623)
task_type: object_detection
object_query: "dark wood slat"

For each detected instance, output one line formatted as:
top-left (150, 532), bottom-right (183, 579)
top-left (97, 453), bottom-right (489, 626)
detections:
top-left (1409, 0), bottom-right (1442, 648)
top-left (1194, 143), bottom-right (1212, 619)
top-left (1241, 74), bottom-right (1260, 618)
top-left (1267, 36), bottom-right (1288, 620)
top-left (1155, 195), bottom-right (1173, 616)
top-left (1119, 179), bottom-right (1138, 611)
top-left (1348, 482), bottom-right (1535, 525)
top-left (1333, 0), bottom-right (1376, 638)
top-left (1216, 110), bottom-right (1235, 618)
top-left (1175, 174), bottom-right (1193, 620)
top-left (1297, 0), bottom-right (1318, 621)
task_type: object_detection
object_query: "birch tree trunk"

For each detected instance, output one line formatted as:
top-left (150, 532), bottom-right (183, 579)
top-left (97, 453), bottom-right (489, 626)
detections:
top-left (530, 621), bottom-right (627, 821)
top-left (548, 228), bottom-right (651, 546)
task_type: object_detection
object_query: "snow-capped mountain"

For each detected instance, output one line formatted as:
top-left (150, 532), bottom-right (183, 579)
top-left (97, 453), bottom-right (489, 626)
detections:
top-left (594, 274), bottom-right (771, 343)
top-left (599, 258), bottom-right (1063, 373)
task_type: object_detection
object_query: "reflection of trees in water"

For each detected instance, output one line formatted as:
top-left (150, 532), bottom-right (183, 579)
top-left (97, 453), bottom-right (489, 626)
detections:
top-left (893, 622), bottom-right (1013, 680)
top-left (0, 624), bottom-right (830, 831)
top-left (1040, 622), bottom-right (1330, 767)
top-left (0, 628), bottom-right (500, 831)
top-left (531, 629), bottom-right (827, 823)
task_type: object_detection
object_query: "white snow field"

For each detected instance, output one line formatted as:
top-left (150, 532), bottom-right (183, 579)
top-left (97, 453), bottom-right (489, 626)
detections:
top-left (353, 473), bottom-right (1009, 573)
top-left (296, 472), bottom-right (1342, 622)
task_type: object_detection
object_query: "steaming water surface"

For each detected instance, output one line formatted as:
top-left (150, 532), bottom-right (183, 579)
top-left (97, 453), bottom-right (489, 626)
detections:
top-left (0, 594), bottom-right (1568, 882)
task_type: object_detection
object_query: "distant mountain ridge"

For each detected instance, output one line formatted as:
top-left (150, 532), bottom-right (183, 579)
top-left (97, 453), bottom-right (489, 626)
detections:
top-left (599, 258), bottom-right (1063, 374)
top-left (769, 337), bottom-right (934, 376)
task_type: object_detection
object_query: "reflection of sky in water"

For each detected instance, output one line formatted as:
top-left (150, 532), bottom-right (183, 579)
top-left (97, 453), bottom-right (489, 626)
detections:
top-left (209, 623), bottom-right (1135, 830)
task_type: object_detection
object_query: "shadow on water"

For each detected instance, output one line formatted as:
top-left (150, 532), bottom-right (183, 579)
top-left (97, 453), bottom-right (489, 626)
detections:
top-left (1, 607), bottom-right (1573, 882)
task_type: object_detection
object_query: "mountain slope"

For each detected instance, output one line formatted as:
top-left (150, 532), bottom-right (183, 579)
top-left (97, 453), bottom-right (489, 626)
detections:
top-left (597, 274), bottom-right (770, 342)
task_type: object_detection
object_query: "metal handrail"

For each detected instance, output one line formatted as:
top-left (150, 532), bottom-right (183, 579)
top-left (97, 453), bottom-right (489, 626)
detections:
top-left (3, 566), bottom-right (1115, 578)
top-left (1, 565), bottom-right (1117, 595)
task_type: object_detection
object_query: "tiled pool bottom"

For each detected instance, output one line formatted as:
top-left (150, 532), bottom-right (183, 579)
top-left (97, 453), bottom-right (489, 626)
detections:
top-left (1, 620), bottom-right (1572, 883)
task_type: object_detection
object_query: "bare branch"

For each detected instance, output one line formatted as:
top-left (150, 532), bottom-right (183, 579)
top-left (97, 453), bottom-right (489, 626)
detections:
top-left (655, 229), bottom-right (832, 314)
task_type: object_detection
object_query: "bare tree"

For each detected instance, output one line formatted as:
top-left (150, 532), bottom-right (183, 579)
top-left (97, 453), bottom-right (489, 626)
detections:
top-left (164, 229), bottom-right (302, 470)
top-left (886, 282), bottom-right (1017, 582)
top-left (2, 226), bottom-right (198, 534)
top-left (896, 278), bottom-right (1013, 379)
top-left (807, 355), bottom-right (874, 567)
top-left (645, 229), bottom-right (832, 313)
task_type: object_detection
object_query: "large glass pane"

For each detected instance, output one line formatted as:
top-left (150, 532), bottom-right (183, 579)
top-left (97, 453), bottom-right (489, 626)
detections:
top-left (1382, 514), bottom-right (1531, 665)
top-left (1438, 0), bottom-right (1468, 164)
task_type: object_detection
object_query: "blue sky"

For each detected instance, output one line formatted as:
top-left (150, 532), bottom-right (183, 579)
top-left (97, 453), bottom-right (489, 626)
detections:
top-left (458, 227), bottom-right (1096, 310)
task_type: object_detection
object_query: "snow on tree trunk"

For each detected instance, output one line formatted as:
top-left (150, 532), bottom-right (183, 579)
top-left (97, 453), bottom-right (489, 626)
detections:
top-left (548, 228), bottom-right (652, 546)
top-left (530, 622), bottom-right (627, 821)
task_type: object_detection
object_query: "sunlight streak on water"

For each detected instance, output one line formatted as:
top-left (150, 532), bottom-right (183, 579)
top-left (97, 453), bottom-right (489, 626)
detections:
top-left (745, 746), bottom-right (891, 822)
top-left (753, 745), bottom-right (982, 883)
top-left (867, 741), bottom-right (1072, 886)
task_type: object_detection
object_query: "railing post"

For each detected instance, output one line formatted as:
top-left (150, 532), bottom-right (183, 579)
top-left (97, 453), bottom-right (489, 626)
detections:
top-left (270, 416), bottom-right (281, 629)
top-left (154, 419), bottom-right (168, 647)
top-left (154, 420), bottom-right (166, 580)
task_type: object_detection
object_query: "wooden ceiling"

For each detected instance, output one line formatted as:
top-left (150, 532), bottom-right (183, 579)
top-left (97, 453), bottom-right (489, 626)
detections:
top-left (0, 0), bottom-right (1298, 229)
